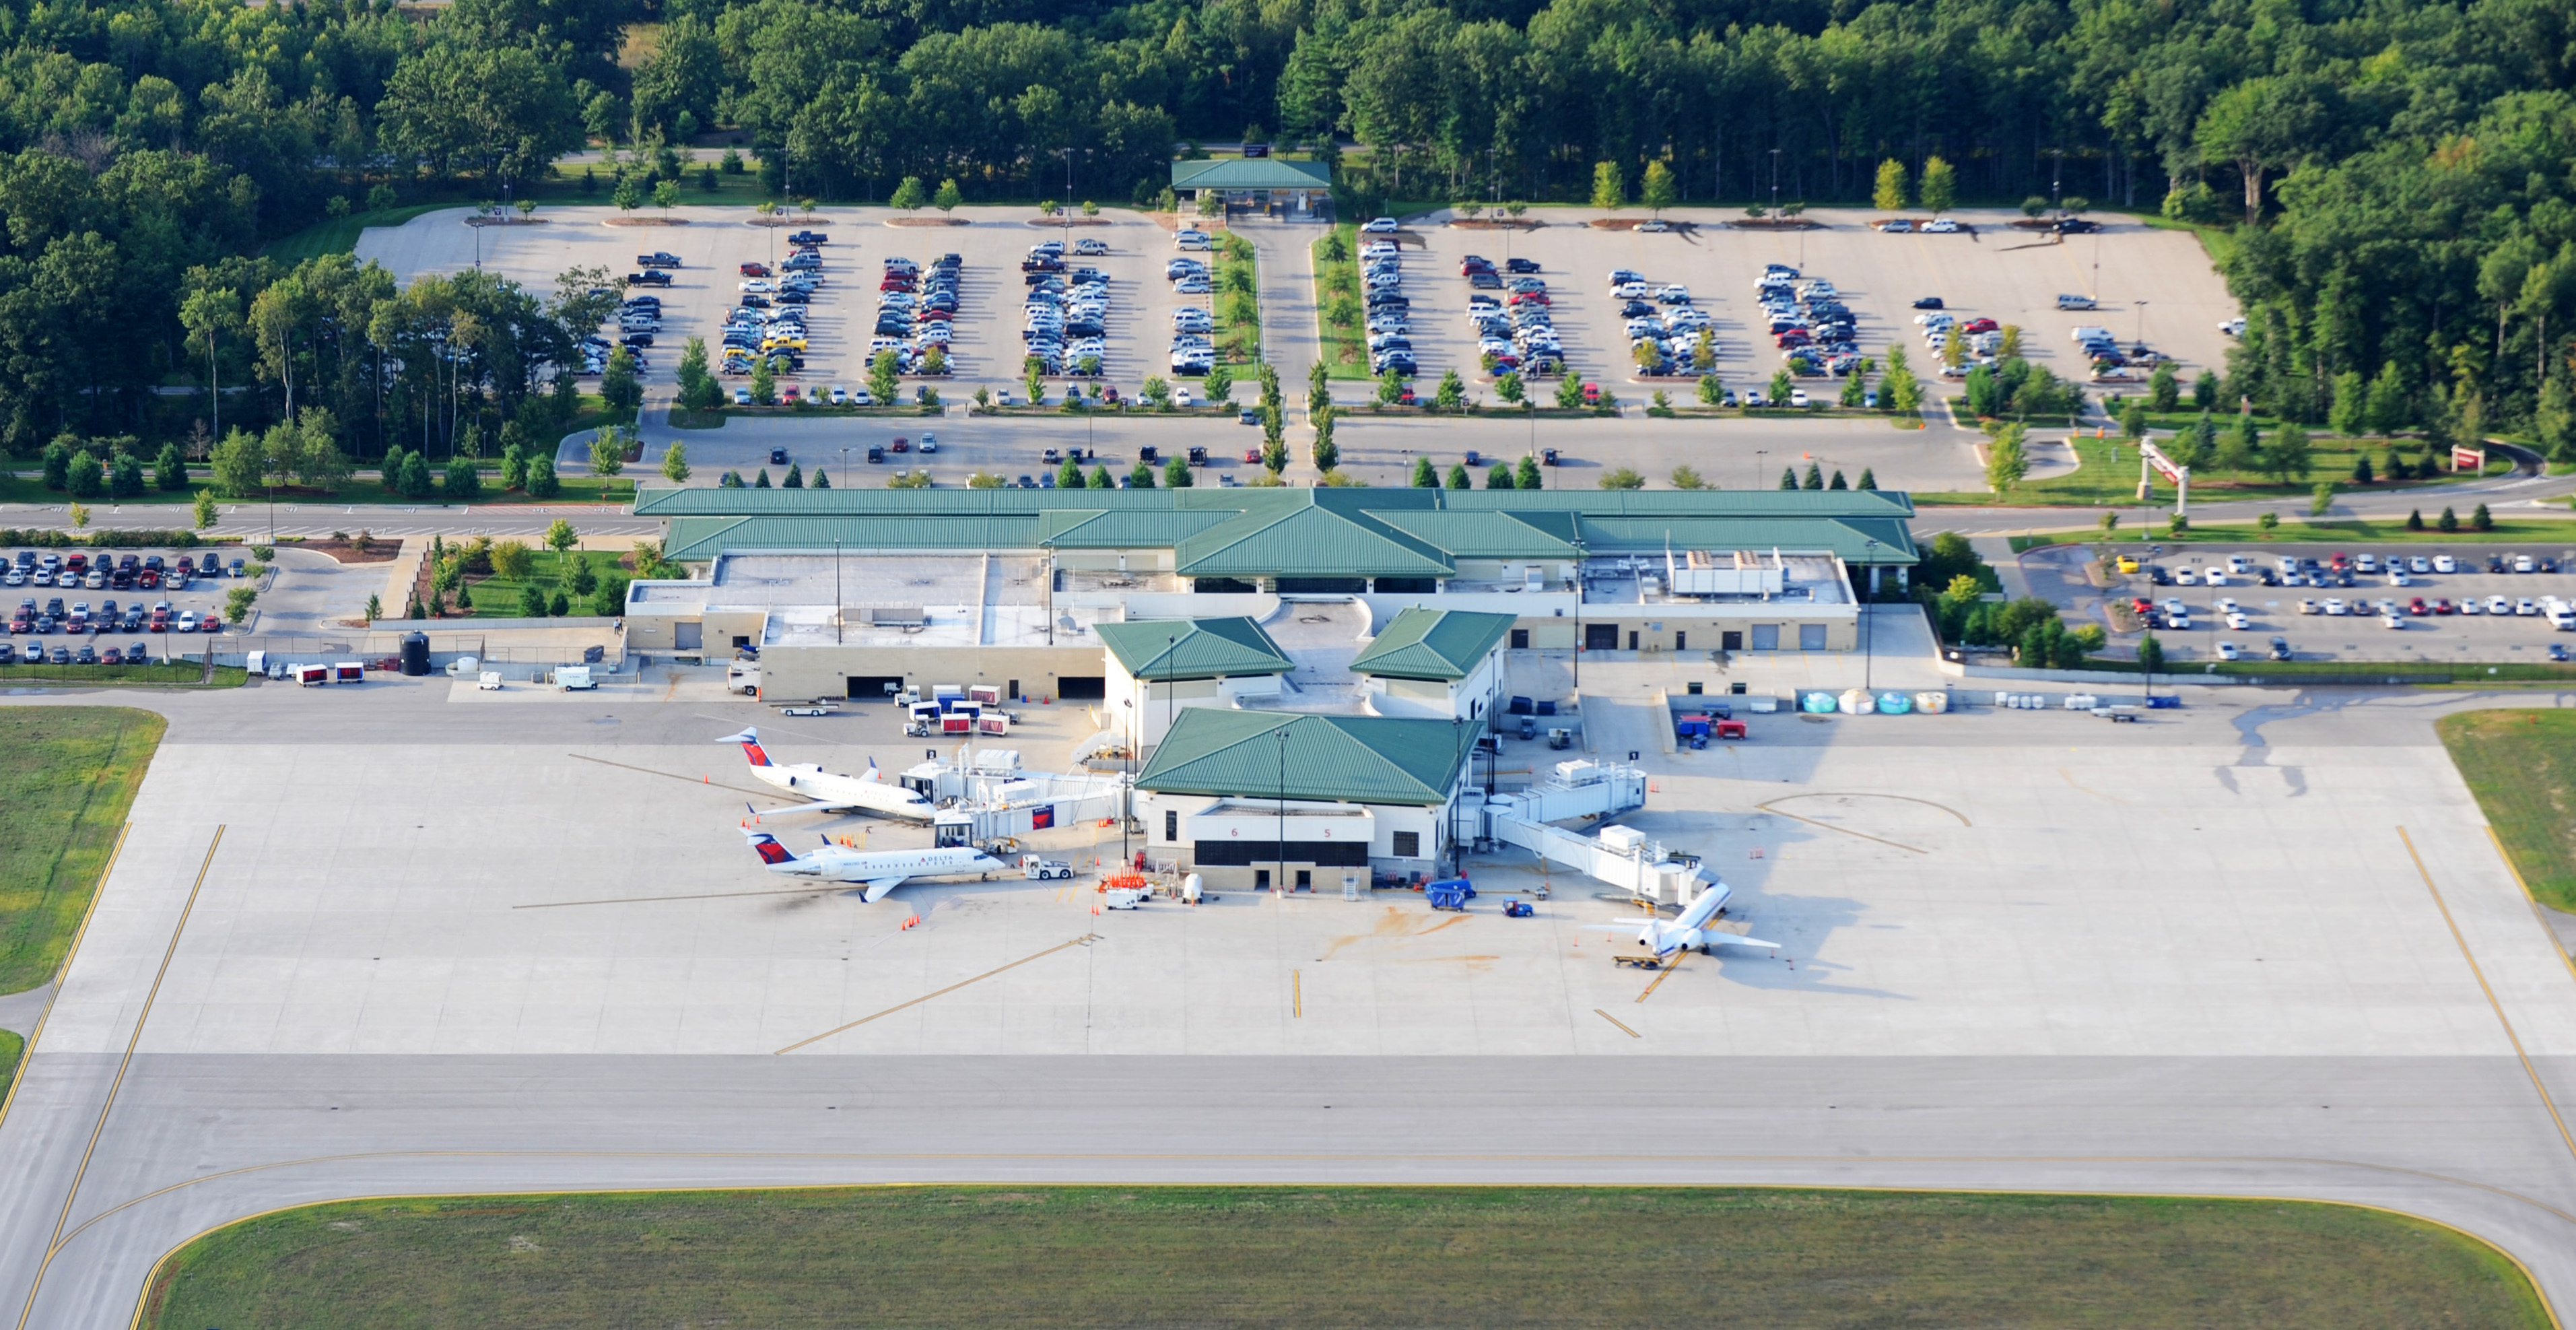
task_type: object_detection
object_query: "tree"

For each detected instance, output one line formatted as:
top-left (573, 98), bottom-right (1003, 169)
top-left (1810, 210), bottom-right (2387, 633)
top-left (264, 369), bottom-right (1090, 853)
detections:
top-left (601, 347), bottom-right (642, 422)
top-left (1447, 463), bottom-right (1471, 489)
top-left (1598, 467), bottom-right (1644, 490)
top-left (2122, 401), bottom-right (2148, 442)
top-left (65, 450), bottom-right (102, 498)
top-left (1089, 465), bottom-right (1114, 490)
top-left (1670, 465), bottom-right (1705, 490)
top-left (526, 455), bottom-right (560, 500)
top-left (209, 429), bottom-right (265, 498)
top-left (2216, 416), bottom-right (2259, 472)
top-left (1435, 369), bottom-right (1466, 413)
top-left (589, 429), bottom-right (627, 477)
top-left (2148, 362), bottom-right (2181, 413)
top-left (2364, 362), bottom-right (2409, 435)
top-left (751, 357), bottom-right (778, 407)
top-left (154, 442), bottom-right (187, 492)
top-left (783, 463), bottom-right (803, 489)
top-left (1829, 470), bottom-right (1848, 490)
top-left (1780, 467), bottom-right (1800, 490)
top-left (2352, 453), bottom-right (2374, 484)
top-left (1205, 364), bottom-right (1235, 402)
top-left (492, 540), bottom-right (534, 581)
top-left (544, 519), bottom-right (579, 569)
top-left (399, 451), bottom-right (436, 500)
top-left (2136, 633), bottom-right (2165, 676)
top-left (1555, 375), bottom-right (1584, 409)
top-left (1377, 367), bottom-right (1406, 405)
top-left (890, 176), bottom-right (928, 211)
top-left (2193, 372), bottom-right (2221, 411)
top-left (652, 179), bottom-right (679, 216)
top-left (677, 337), bottom-right (722, 413)
top-left (1487, 463), bottom-right (1516, 490)
top-left (1312, 405), bottom-right (1339, 473)
top-left (1058, 457), bottom-right (1085, 490)
top-left (2258, 510), bottom-right (2279, 533)
top-left (1497, 372), bottom-right (1524, 405)
top-left (1590, 161), bottom-right (1624, 211)
top-left (1411, 457), bottom-right (1437, 487)
top-left (2472, 502), bottom-right (2494, 531)
top-left (1802, 461), bottom-right (1824, 490)
top-left (663, 442), bottom-right (690, 482)
top-left (2537, 373), bottom-right (2575, 464)
top-left (1872, 159), bottom-right (1909, 212)
top-left (2437, 505), bottom-right (2460, 532)
top-left (1516, 455), bottom-right (1542, 490)
top-left (2328, 371), bottom-right (2367, 438)
top-left (2406, 508), bottom-right (2426, 531)
top-left (2266, 424), bottom-right (2312, 483)
top-left (1164, 456), bottom-right (1194, 488)
top-left (1986, 424), bottom-right (2031, 492)
top-left (444, 457), bottom-right (482, 501)
top-left (1771, 368), bottom-right (1795, 404)
top-left (108, 452), bottom-right (145, 498)
top-left (933, 179), bottom-right (963, 215)
top-left (193, 489), bottom-right (218, 531)
top-left (754, 469), bottom-right (772, 488)
top-left (1698, 374), bottom-right (1725, 406)
top-left (180, 287), bottom-right (240, 440)
top-left (1128, 461), bottom-right (1157, 489)
top-left (40, 439), bottom-right (71, 490)
top-left (1918, 156), bottom-right (1957, 215)
top-left (1640, 160), bottom-right (1677, 217)
top-left (812, 469), bottom-right (829, 490)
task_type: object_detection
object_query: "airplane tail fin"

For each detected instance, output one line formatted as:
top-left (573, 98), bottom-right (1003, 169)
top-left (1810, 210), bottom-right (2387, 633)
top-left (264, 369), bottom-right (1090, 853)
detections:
top-left (862, 756), bottom-right (881, 783)
top-left (741, 827), bottom-right (800, 866)
top-left (716, 728), bottom-right (773, 768)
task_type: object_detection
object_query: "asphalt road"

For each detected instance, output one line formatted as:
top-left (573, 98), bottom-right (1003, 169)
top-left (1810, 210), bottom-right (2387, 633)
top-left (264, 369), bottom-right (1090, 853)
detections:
top-left (3, 683), bottom-right (2576, 1323)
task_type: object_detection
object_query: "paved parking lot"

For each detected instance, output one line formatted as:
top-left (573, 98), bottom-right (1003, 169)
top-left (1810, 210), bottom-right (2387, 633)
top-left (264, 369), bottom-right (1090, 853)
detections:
top-left (1391, 206), bottom-right (2233, 393)
top-left (358, 206), bottom-right (1201, 405)
top-left (2021, 541), bottom-right (2576, 661)
top-left (2, 548), bottom-right (244, 663)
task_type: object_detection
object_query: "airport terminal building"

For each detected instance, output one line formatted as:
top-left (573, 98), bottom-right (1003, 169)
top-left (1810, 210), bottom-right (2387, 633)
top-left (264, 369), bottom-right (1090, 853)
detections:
top-left (626, 486), bottom-right (1919, 704)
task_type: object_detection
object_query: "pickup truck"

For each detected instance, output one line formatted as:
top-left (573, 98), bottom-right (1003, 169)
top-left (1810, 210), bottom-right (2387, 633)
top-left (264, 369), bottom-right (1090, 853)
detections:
top-left (635, 252), bottom-right (681, 268)
top-left (627, 270), bottom-right (672, 287)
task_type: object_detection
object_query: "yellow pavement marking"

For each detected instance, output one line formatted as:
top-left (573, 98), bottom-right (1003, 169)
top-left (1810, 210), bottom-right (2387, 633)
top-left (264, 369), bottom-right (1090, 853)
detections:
top-left (2399, 826), bottom-right (2576, 1168)
top-left (776, 934), bottom-right (1100, 1054)
top-left (1595, 1008), bottom-right (1641, 1038)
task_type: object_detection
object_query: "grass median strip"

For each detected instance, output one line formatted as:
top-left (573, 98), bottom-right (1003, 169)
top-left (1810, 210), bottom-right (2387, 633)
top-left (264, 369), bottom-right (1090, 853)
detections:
top-left (140, 1185), bottom-right (2542, 1328)
top-left (2438, 710), bottom-right (2576, 910)
top-left (0, 706), bottom-right (162, 992)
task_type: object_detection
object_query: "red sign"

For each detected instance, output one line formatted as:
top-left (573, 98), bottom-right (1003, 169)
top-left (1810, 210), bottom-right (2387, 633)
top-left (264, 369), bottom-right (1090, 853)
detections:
top-left (2452, 445), bottom-right (2486, 473)
top-left (2140, 440), bottom-right (2185, 483)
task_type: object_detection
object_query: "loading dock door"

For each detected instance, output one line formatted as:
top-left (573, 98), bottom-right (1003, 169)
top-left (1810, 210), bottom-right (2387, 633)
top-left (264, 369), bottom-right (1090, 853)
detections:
top-left (1799, 624), bottom-right (1828, 651)
top-left (673, 622), bottom-right (702, 651)
top-left (846, 675), bottom-right (904, 700)
top-left (1721, 630), bottom-right (1742, 651)
top-left (1058, 675), bottom-right (1107, 700)
top-left (1749, 625), bottom-right (1780, 651)
top-left (1584, 623), bottom-right (1620, 651)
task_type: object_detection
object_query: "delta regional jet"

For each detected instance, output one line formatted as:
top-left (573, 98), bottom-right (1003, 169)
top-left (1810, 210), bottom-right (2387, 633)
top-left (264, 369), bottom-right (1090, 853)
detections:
top-left (718, 727), bottom-right (934, 822)
top-left (739, 820), bottom-right (1009, 903)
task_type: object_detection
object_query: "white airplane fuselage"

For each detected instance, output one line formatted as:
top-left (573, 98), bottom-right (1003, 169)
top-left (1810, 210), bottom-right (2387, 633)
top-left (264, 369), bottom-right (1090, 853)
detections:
top-left (720, 728), bottom-right (935, 821)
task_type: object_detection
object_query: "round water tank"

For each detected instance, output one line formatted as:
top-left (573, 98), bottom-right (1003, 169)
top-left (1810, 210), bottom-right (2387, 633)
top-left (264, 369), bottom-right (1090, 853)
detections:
top-left (399, 632), bottom-right (431, 676)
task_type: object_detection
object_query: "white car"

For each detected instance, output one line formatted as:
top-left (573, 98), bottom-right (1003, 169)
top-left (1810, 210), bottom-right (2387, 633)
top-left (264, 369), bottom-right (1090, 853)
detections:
top-left (2488, 595), bottom-right (2513, 615)
top-left (2519, 597), bottom-right (2541, 616)
top-left (2324, 598), bottom-right (2350, 616)
top-left (2381, 612), bottom-right (2405, 629)
top-left (1174, 386), bottom-right (1193, 407)
top-left (1073, 237), bottom-right (1109, 255)
top-left (2409, 556), bottom-right (2431, 573)
top-left (828, 385), bottom-right (849, 405)
top-left (739, 279), bottom-right (775, 294)
top-left (1925, 218), bottom-right (1959, 233)
top-left (2516, 554), bottom-right (2538, 573)
top-left (2459, 597), bottom-right (2483, 616)
top-left (2433, 554), bottom-right (2457, 573)
top-left (2174, 569), bottom-right (2198, 585)
top-left (1174, 277), bottom-right (1213, 294)
top-left (1656, 284), bottom-right (1691, 303)
top-left (2220, 317), bottom-right (2248, 336)
top-left (2387, 570), bottom-right (2410, 587)
top-left (1612, 281), bottom-right (1650, 300)
top-left (2206, 570), bottom-right (2229, 586)
top-left (2216, 597), bottom-right (2240, 614)
top-left (850, 387), bottom-right (875, 405)
top-left (1360, 240), bottom-right (1399, 258)
top-left (2297, 598), bottom-right (2318, 615)
top-left (1788, 389), bottom-right (1810, 407)
top-left (2216, 640), bottom-right (2241, 660)
top-left (2226, 611), bottom-right (2250, 630)
top-left (1359, 217), bottom-right (1399, 233)
top-left (1880, 219), bottom-right (1913, 232)
top-left (2354, 553), bottom-right (2378, 572)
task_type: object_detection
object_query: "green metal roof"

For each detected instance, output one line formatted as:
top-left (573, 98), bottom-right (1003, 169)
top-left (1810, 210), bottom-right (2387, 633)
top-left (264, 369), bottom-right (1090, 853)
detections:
top-left (1097, 617), bottom-right (1293, 680)
top-left (1137, 709), bottom-right (1476, 806)
top-left (1174, 503), bottom-right (1454, 578)
top-left (1170, 158), bottom-right (1332, 191)
top-left (647, 487), bottom-right (1918, 568)
top-left (1349, 608), bottom-right (1518, 681)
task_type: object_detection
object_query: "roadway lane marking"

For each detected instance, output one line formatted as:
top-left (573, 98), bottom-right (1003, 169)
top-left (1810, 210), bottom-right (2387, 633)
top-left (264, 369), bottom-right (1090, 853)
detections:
top-left (1594, 1008), bottom-right (1641, 1038)
top-left (14, 826), bottom-right (221, 1330)
top-left (0, 822), bottom-right (128, 1137)
top-left (2399, 826), bottom-right (2576, 1168)
top-left (774, 933), bottom-right (1101, 1054)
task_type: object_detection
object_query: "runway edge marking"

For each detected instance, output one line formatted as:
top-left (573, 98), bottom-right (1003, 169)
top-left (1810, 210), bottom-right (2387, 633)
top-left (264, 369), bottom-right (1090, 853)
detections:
top-left (0, 822), bottom-right (129, 1138)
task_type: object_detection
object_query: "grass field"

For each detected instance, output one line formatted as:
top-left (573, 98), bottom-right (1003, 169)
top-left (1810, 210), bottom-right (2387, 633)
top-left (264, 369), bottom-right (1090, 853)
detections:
top-left (0, 1028), bottom-right (20, 1100)
top-left (2010, 518), bottom-right (2576, 550)
top-left (457, 549), bottom-right (629, 619)
top-left (262, 203), bottom-right (456, 263)
top-left (139, 1185), bottom-right (2543, 1329)
top-left (1914, 434), bottom-right (2508, 507)
top-left (0, 707), bottom-right (163, 993)
top-left (2437, 710), bottom-right (2576, 910)
top-left (0, 663), bottom-right (244, 687)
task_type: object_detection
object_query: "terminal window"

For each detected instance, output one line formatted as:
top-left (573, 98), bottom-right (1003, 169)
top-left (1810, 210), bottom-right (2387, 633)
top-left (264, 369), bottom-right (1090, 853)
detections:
top-left (1392, 831), bottom-right (1419, 857)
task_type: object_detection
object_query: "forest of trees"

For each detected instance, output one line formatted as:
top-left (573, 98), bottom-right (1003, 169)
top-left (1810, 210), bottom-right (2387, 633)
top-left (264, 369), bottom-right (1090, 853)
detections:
top-left (0, 0), bottom-right (2571, 467)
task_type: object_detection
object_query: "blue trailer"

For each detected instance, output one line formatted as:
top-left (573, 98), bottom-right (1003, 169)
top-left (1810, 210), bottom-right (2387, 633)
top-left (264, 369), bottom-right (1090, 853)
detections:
top-left (1425, 877), bottom-right (1477, 911)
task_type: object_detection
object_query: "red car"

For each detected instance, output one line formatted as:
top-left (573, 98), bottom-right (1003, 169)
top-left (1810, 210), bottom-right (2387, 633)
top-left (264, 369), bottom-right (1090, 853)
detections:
top-left (1580, 382), bottom-right (1601, 406)
top-left (1507, 291), bottom-right (1550, 306)
top-left (889, 437), bottom-right (910, 453)
top-left (1243, 448), bottom-right (1262, 464)
top-left (1961, 317), bottom-right (2000, 334)
top-left (2433, 597), bottom-right (2457, 614)
top-left (739, 263), bottom-right (771, 277)
top-left (2408, 597), bottom-right (2430, 616)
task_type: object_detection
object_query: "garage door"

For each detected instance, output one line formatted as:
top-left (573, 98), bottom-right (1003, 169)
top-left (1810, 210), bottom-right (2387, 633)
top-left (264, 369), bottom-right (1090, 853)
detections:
top-left (1584, 623), bottom-right (1620, 651)
top-left (1058, 675), bottom-right (1107, 700)
top-left (673, 622), bottom-right (702, 651)
top-left (845, 675), bottom-right (904, 700)
top-left (1799, 624), bottom-right (1827, 651)
top-left (1749, 624), bottom-right (1780, 651)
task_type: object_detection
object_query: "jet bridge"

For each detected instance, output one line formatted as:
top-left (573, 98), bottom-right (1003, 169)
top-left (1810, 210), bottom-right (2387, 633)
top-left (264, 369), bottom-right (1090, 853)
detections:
top-left (1469, 759), bottom-right (1715, 904)
top-left (905, 745), bottom-right (1130, 846)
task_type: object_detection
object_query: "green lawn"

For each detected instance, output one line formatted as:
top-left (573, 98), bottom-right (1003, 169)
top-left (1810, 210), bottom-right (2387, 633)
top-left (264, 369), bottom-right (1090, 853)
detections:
top-left (2438, 710), bottom-right (2576, 910)
top-left (0, 707), bottom-right (164, 993)
top-left (1311, 225), bottom-right (1371, 380)
top-left (138, 1185), bottom-right (2542, 1329)
top-left (1915, 434), bottom-right (2508, 507)
top-left (456, 549), bottom-right (629, 619)
top-left (0, 663), bottom-right (244, 687)
top-left (1214, 236), bottom-right (1260, 365)
top-left (261, 203), bottom-right (458, 263)
top-left (0, 1028), bottom-right (20, 1101)
top-left (2010, 518), bottom-right (2576, 550)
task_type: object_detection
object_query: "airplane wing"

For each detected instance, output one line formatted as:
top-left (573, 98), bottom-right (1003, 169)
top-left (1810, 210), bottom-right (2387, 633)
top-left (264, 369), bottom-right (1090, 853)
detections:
top-left (857, 875), bottom-right (907, 903)
top-left (741, 801), bottom-right (868, 822)
top-left (1701, 933), bottom-right (1782, 952)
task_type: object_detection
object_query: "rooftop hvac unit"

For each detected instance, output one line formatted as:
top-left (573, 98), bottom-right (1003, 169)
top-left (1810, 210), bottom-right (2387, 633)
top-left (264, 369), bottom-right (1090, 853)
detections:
top-left (867, 605), bottom-right (928, 626)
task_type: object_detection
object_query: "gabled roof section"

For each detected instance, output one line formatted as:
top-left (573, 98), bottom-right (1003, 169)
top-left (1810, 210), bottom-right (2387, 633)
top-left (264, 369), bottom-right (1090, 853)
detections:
top-left (1367, 510), bottom-right (1578, 560)
top-left (665, 514), bottom-right (1045, 561)
top-left (1038, 507), bottom-right (1239, 547)
top-left (1351, 608), bottom-right (1517, 681)
top-left (1137, 710), bottom-right (1476, 806)
top-left (1174, 499), bottom-right (1454, 579)
top-left (1097, 617), bottom-right (1293, 680)
top-left (1170, 158), bottom-right (1333, 191)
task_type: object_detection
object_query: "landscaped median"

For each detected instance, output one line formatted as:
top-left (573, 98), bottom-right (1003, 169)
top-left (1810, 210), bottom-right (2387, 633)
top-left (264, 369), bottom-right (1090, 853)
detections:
top-left (2008, 517), bottom-right (2576, 550)
top-left (135, 1185), bottom-right (2546, 1328)
top-left (1310, 223), bottom-right (1369, 380)
top-left (1917, 430), bottom-right (2513, 508)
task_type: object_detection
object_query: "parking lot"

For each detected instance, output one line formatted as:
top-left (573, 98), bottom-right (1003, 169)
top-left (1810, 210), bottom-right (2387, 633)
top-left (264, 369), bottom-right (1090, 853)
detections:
top-left (1, 547), bottom-right (246, 664)
top-left (358, 206), bottom-right (1197, 405)
top-left (1387, 206), bottom-right (2232, 393)
top-left (2023, 541), bottom-right (2576, 662)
